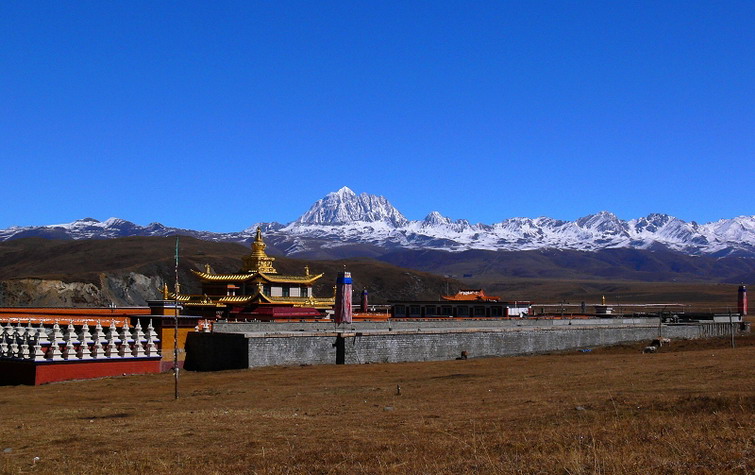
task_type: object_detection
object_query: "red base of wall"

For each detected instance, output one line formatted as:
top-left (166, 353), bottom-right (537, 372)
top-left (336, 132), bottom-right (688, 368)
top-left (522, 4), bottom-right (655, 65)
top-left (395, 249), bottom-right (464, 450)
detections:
top-left (0, 358), bottom-right (162, 385)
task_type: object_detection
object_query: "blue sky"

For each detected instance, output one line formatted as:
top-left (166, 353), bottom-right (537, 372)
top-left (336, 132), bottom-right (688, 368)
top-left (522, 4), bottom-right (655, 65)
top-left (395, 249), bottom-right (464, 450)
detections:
top-left (1, 1), bottom-right (753, 231)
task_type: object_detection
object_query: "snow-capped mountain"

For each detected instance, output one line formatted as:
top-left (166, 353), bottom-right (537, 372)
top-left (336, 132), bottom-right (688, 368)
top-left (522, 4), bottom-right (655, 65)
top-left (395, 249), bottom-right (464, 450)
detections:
top-left (276, 190), bottom-right (755, 256)
top-left (0, 217), bottom-right (254, 243)
top-left (1, 187), bottom-right (753, 258)
top-left (296, 186), bottom-right (409, 227)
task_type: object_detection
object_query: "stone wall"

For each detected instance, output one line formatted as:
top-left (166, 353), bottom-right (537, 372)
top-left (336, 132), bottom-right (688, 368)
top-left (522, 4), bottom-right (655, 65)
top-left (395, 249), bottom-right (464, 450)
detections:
top-left (186, 322), bottom-right (715, 371)
top-left (339, 325), bottom-right (700, 365)
top-left (212, 317), bottom-right (663, 334)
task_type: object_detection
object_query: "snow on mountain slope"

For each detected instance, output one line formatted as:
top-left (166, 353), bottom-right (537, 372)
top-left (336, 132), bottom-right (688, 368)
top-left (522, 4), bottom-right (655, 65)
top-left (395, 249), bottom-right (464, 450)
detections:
top-left (0, 187), bottom-right (753, 257)
top-left (280, 190), bottom-right (755, 255)
top-left (295, 186), bottom-right (409, 227)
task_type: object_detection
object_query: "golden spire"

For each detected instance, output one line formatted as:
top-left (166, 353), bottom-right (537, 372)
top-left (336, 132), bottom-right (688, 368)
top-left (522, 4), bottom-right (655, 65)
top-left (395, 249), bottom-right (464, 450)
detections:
top-left (242, 227), bottom-right (277, 273)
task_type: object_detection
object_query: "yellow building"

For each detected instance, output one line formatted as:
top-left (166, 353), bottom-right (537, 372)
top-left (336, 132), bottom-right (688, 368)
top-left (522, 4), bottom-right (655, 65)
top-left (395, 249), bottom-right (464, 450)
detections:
top-left (168, 228), bottom-right (334, 315)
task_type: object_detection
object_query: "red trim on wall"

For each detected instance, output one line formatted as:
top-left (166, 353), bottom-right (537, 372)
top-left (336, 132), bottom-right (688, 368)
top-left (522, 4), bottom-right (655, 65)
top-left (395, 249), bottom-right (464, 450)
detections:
top-left (0, 358), bottom-right (161, 386)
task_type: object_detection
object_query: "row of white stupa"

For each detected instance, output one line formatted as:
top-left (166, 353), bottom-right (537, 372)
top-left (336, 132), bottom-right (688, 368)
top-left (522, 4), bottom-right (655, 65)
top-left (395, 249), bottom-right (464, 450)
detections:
top-left (0, 320), bottom-right (161, 361)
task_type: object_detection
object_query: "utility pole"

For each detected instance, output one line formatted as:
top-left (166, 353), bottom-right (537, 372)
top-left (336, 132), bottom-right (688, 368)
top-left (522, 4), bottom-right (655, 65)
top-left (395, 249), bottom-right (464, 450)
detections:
top-left (174, 237), bottom-right (180, 400)
top-left (728, 308), bottom-right (735, 349)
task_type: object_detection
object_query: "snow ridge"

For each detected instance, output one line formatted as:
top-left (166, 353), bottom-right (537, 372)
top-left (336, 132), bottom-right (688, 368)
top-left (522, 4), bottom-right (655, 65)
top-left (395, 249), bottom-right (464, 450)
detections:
top-left (1, 188), bottom-right (753, 257)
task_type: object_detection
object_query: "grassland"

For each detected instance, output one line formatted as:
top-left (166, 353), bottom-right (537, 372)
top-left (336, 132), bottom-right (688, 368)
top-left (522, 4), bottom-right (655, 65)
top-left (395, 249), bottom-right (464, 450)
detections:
top-left (1, 334), bottom-right (753, 474)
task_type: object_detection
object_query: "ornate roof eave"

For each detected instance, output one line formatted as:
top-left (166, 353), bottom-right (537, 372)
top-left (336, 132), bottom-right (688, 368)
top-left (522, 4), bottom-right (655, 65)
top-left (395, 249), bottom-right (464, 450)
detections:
top-left (166, 293), bottom-right (193, 302)
top-left (219, 292), bottom-right (273, 304)
top-left (216, 296), bottom-right (256, 304)
top-left (191, 269), bottom-right (258, 282)
top-left (191, 269), bottom-right (324, 285)
top-left (264, 296), bottom-right (336, 308)
top-left (167, 293), bottom-right (334, 309)
top-left (257, 272), bottom-right (325, 285)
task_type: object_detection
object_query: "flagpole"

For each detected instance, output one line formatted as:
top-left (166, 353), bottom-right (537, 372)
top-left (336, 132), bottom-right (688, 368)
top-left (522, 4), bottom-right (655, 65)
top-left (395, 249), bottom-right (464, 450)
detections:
top-left (174, 236), bottom-right (180, 400)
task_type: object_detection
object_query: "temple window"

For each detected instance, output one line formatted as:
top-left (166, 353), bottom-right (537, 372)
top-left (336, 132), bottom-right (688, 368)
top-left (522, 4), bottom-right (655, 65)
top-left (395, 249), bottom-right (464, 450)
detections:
top-left (271, 286), bottom-right (283, 297)
top-left (394, 305), bottom-right (406, 317)
top-left (263, 284), bottom-right (271, 296)
top-left (282, 287), bottom-right (290, 298)
top-left (474, 306), bottom-right (486, 317)
top-left (457, 306), bottom-right (469, 317)
top-left (289, 287), bottom-right (300, 297)
top-left (441, 306), bottom-right (452, 316)
top-left (425, 306), bottom-right (436, 316)
top-left (409, 305), bottom-right (421, 317)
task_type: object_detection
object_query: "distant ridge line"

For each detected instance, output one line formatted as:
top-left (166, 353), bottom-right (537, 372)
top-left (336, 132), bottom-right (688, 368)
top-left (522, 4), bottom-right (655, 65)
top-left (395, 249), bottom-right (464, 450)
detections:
top-left (1, 187), bottom-right (753, 258)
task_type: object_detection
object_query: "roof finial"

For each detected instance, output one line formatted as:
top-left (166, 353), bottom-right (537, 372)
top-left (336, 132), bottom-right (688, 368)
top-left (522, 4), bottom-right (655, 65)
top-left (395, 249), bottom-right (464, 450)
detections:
top-left (243, 227), bottom-right (277, 273)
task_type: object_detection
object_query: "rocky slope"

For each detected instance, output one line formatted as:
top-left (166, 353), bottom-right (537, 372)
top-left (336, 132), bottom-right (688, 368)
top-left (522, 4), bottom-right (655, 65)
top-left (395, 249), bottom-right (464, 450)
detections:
top-left (0, 273), bottom-right (165, 307)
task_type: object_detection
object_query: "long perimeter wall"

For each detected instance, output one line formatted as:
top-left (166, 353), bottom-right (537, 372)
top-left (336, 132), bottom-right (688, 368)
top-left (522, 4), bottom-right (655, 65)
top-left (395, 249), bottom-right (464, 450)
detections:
top-left (185, 322), bottom-right (729, 371)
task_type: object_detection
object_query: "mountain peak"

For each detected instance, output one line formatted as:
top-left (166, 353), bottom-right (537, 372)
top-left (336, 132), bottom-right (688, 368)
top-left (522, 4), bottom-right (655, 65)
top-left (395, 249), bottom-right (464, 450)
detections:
top-left (422, 211), bottom-right (452, 226)
top-left (295, 187), bottom-right (408, 226)
top-left (576, 211), bottom-right (627, 235)
top-left (333, 186), bottom-right (356, 197)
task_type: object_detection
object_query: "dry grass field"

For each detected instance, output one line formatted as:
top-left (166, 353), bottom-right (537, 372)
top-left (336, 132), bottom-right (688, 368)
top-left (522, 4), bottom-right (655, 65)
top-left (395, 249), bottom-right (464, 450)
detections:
top-left (1, 334), bottom-right (753, 474)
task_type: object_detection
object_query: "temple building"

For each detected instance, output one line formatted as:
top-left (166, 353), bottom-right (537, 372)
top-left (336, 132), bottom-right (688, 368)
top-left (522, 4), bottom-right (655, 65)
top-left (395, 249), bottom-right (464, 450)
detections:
top-left (167, 228), bottom-right (334, 318)
top-left (441, 289), bottom-right (501, 302)
top-left (391, 289), bottom-right (531, 318)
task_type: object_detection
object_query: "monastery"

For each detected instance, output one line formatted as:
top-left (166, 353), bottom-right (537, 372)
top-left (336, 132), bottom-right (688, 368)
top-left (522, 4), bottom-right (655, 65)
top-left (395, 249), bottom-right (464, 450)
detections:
top-left (167, 228), bottom-right (334, 319)
top-left (2, 230), bottom-right (747, 384)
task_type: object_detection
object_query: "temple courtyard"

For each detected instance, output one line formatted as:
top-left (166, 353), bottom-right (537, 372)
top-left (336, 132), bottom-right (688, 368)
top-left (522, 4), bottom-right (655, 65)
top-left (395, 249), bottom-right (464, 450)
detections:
top-left (1, 334), bottom-right (753, 474)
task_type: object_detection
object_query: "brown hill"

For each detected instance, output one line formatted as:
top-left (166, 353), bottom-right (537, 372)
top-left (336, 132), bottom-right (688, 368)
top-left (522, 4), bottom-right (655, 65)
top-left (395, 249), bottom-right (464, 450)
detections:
top-left (0, 237), bottom-right (748, 310)
top-left (0, 237), bottom-right (463, 305)
top-left (377, 247), bottom-right (755, 283)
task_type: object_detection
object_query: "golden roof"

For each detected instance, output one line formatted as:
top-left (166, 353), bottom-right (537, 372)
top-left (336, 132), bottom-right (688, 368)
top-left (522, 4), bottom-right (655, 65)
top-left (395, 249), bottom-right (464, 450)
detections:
top-left (165, 293), bottom-right (193, 302)
top-left (190, 269), bottom-right (324, 285)
top-left (258, 272), bottom-right (324, 284)
top-left (191, 270), bottom-right (258, 282)
top-left (189, 229), bottom-right (325, 285)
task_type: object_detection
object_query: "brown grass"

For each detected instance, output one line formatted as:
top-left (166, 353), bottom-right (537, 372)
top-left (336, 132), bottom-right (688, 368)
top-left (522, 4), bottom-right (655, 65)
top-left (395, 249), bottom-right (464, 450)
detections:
top-left (1, 335), bottom-right (754, 474)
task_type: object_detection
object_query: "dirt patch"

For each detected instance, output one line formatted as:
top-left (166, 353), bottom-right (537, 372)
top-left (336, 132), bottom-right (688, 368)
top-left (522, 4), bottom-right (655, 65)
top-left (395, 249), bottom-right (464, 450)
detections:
top-left (1, 338), bottom-right (753, 474)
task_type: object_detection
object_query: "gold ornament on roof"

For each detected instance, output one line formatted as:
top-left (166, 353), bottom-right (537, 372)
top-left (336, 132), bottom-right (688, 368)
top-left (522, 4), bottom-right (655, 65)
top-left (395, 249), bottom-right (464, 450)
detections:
top-left (242, 227), bottom-right (277, 274)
